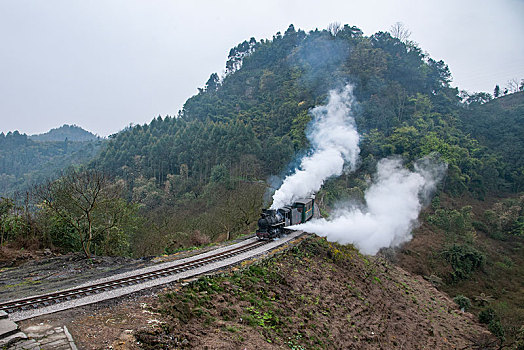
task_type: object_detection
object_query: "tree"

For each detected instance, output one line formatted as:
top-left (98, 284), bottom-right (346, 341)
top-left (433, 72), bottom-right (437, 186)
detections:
top-left (390, 22), bottom-right (411, 43)
top-left (205, 73), bottom-right (220, 92)
top-left (0, 197), bottom-right (14, 245)
top-left (494, 85), bottom-right (500, 98)
top-left (327, 22), bottom-right (342, 37)
top-left (34, 169), bottom-right (138, 258)
top-left (507, 78), bottom-right (520, 93)
top-left (464, 92), bottom-right (492, 106)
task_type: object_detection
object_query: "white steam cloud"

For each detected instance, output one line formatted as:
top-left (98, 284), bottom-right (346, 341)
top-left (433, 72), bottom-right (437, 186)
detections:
top-left (291, 158), bottom-right (446, 255)
top-left (270, 85), bottom-right (359, 209)
top-left (269, 84), bottom-right (446, 255)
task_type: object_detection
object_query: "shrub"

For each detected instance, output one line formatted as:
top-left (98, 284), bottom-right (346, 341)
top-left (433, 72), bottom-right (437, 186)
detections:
top-left (190, 230), bottom-right (211, 246)
top-left (478, 307), bottom-right (496, 324)
top-left (442, 244), bottom-right (485, 281)
top-left (488, 320), bottom-right (505, 341)
top-left (453, 295), bottom-right (471, 311)
top-left (428, 206), bottom-right (475, 241)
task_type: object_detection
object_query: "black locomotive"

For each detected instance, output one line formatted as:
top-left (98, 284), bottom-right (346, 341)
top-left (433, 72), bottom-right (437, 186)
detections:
top-left (256, 197), bottom-right (315, 240)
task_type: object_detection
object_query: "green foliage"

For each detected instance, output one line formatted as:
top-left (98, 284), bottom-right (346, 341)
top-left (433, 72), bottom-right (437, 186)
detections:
top-left (441, 244), bottom-right (485, 281)
top-left (29, 124), bottom-right (98, 142)
top-left (482, 196), bottom-right (524, 239)
top-left (0, 130), bottom-right (102, 196)
top-left (479, 307), bottom-right (496, 324)
top-left (477, 307), bottom-right (505, 340)
top-left (453, 295), bottom-right (471, 311)
top-left (428, 206), bottom-right (476, 242)
top-left (488, 320), bottom-right (505, 341)
top-left (33, 169), bottom-right (140, 257)
top-left (0, 197), bottom-right (15, 245)
top-left (38, 210), bottom-right (80, 251)
top-left (290, 110), bottom-right (311, 150)
top-left (210, 164), bottom-right (230, 184)
top-left (460, 92), bottom-right (524, 192)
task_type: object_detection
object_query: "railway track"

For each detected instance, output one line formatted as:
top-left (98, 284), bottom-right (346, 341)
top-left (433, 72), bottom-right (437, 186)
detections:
top-left (0, 239), bottom-right (270, 315)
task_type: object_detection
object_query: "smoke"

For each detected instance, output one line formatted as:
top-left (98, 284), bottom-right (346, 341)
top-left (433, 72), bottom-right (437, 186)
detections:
top-left (290, 157), bottom-right (446, 255)
top-left (270, 85), bottom-right (359, 209)
top-left (269, 84), bottom-right (446, 254)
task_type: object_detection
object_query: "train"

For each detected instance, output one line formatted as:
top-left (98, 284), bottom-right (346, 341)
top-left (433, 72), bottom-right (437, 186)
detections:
top-left (256, 196), bottom-right (315, 240)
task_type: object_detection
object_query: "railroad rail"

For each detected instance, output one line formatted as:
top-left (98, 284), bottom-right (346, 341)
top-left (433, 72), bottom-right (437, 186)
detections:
top-left (0, 239), bottom-right (269, 315)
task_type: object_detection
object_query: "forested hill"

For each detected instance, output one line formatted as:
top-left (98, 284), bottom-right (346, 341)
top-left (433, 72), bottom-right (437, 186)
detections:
top-left (459, 91), bottom-right (524, 192)
top-left (95, 24), bottom-right (453, 182)
top-left (0, 130), bottom-right (103, 196)
top-left (94, 24), bottom-right (522, 198)
top-left (29, 124), bottom-right (99, 142)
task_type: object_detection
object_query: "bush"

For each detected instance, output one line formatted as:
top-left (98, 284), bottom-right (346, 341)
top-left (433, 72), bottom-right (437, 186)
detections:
top-left (428, 206), bottom-right (475, 241)
top-left (478, 307), bottom-right (496, 324)
top-left (442, 244), bottom-right (485, 281)
top-left (488, 320), bottom-right (505, 341)
top-left (453, 295), bottom-right (471, 311)
top-left (189, 230), bottom-right (211, 246)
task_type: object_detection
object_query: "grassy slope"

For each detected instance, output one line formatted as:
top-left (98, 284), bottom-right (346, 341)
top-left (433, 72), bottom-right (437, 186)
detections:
top-left (136, 237), bottom-right (495, 349)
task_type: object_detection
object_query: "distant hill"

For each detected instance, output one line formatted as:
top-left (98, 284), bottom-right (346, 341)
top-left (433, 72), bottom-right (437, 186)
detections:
top-left (0, 129), bottom-right (103, 196)
top-left (29, 124), bottom-right (98, 142)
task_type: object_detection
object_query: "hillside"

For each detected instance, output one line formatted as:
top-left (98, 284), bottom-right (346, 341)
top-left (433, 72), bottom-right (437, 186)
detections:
top-left (94, 24), bottom-right (523, 202)
top-left (88, 24), bottom-right (523, 256)
top-left (89, 24), bottom-right (524, 345)
top-left (0, 130), bottom-right (103, 196)
top-left (459, 92), bottom-right (524, 192)
top-left (133, 237), bottom-right (495, 349)
top-left (95, 25), bottom-right (462, 186)
top-left (1, 23), bottom-right (523, 347)
top-left (29, 124), bottom-right (99, 142)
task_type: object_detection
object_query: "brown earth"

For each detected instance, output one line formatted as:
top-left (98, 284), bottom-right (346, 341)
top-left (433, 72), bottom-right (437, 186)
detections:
top-left (8, 233), bottom-right (499, 349)
top-left (133, 237), bottom-right (495, 349)
top-left (17, 291), bottom-right (160, 350)
top-left (6, 230), bottom-right (497, 349)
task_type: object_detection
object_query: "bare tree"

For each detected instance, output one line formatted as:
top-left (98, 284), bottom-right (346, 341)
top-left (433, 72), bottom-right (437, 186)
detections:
top-left (327, 22), bottom-right (342, 37)
top-left (214, 181), bottom-right (265, 241)
top-left (34, 169), bottom-right (132, 258)
top-left (507, 78), bottom-right (520, 93)
top-left (390, 22), bottom-right (411, 43)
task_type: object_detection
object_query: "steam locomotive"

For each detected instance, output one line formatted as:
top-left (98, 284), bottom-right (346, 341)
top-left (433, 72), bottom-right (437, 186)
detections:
top-left (256, 196), bottom-right (315, 240)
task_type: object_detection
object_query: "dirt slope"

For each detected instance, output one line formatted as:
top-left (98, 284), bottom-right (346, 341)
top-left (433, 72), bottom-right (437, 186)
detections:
top-left (135, 237), bottom-right (495, 349)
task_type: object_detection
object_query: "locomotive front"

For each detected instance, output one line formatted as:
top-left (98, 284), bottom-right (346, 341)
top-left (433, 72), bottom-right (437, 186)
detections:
top-left (256, 209), bottom-right (284, 240)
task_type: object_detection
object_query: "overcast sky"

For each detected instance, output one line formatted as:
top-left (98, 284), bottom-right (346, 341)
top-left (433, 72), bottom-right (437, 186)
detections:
top-left (1, 0), bottom-right (523, 137)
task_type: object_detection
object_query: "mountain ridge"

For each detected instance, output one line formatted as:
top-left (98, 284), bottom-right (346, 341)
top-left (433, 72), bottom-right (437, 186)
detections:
top-left (29, 124), bottom-right (99, 142)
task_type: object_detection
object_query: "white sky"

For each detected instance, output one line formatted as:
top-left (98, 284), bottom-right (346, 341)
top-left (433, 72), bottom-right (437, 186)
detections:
top-left (0, 0), bottom-right (523, 136)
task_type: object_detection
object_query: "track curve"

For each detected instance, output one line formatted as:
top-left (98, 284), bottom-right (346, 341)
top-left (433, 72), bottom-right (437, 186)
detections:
top-left (2, 230), bottom-right (305, 321)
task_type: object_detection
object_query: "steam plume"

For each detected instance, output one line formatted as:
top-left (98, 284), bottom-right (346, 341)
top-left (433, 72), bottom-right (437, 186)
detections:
top-left (291, 157), bottom-right (446, 255)
top-left (270, 85), bottom-right (359, 209)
